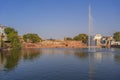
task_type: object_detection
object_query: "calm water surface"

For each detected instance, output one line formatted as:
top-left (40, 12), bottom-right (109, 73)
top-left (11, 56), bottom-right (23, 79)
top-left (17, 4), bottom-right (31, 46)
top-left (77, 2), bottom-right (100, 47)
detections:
top-left (0, 48), bottom-right (120, 80)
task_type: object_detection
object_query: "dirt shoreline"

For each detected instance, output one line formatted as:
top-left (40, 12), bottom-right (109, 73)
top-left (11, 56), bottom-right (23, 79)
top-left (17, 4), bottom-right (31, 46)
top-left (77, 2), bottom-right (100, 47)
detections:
top-left (22, 41), bottom-right (88, 49)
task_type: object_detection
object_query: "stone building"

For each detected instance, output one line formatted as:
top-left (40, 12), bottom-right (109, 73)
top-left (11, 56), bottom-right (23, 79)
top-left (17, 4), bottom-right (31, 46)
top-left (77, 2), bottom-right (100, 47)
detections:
top-left (94, 34), bottom-right (113, 48)
top-left (0, 25), bottom-right (8, 48)
top-left (0, 25), bottom-right (7, 41)
top-left (94, 34), bottom-right (102, 47)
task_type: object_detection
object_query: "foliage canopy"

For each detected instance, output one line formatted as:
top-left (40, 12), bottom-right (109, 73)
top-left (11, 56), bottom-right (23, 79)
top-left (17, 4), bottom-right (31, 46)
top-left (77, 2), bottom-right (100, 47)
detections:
top-left (73, 34), bottom-right (88, 43)
top-left (113, 32), bottom-right (120, 41)
top-left (4, 27), bottom-right (21, 49)
top-left (23, 33), bottom-right (42, 43)
top-left (65, 37), bottom-right (73, 41)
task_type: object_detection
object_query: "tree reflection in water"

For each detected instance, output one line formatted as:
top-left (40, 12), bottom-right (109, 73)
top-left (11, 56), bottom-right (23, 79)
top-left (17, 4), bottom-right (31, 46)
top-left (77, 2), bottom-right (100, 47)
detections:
top-left (21, 49), bottom-right (42, 61)
top-left (114, 54), bottom-right (120, 63)
top-left (0, 50), bottom-right (21, 71)
top-left (0, 49), bottom-right (42, 71)
top-left (5, 50), bottom-right (21, 71)
top-left (74, 52), bottom-right (88, 59)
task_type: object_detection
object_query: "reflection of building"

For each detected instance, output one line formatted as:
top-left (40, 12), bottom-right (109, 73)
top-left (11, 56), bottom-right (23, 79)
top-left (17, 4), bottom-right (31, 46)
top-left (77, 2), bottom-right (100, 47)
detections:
top-left (94, 52), bottom-right (102, 61)
top-left (0, 53), bottom-right (7, 70)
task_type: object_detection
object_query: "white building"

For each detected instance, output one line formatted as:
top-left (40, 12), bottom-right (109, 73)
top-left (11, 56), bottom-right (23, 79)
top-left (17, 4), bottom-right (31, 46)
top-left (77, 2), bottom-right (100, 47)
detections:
top-left (0, 25), bottom-right (7, 41)
top-left (94, 34), bottom-right (102, 40)
top-left (94, 34), bottom-right (102, 46)
top-left (94, 34), bottom-right (113, 48)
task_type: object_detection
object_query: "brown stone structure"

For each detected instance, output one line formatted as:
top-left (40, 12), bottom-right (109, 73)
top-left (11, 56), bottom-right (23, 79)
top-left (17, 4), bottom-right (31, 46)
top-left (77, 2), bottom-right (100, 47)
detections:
top-left (23, 40), bottom-right (87, 48)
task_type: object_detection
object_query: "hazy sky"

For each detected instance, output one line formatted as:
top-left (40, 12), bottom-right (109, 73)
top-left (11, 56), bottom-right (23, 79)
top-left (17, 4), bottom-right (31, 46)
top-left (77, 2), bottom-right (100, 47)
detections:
top-left (0, 0), bottom-right (120, 39)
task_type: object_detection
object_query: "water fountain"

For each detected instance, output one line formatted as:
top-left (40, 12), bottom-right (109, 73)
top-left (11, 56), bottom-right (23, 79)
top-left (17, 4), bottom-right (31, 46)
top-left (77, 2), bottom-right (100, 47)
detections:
top-left (88, 5), bottom-right (96, 52)
top-left (88, 5), bottom-right (96, 80)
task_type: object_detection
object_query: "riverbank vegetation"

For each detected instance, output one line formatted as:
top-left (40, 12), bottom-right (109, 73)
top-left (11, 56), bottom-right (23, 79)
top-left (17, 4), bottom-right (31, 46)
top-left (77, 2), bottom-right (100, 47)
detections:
top-left (0, 25), bottom-right (119, 50)
top-left (23, 33), bottom-right (42, 43)
top-left (65, 34), bottom-right (88, 44)
top-left (4, 27), bottom-right (21, 49)
top-left (73, 34), bottom-right (88, 44)
top-left (113, 32), bottom-right (120, 41)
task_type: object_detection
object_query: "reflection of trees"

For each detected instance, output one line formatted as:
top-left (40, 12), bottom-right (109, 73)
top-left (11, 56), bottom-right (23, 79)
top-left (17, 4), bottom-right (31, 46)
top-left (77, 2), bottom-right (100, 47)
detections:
top-left (114, 54), bottom-right (120, 63)
top-left (21, 49), bottom-right (42, 61)
top-left (0, 52), bottom-right (6, 64)
top-left (0, 52), bottom-right (7, 70)
top-left (5, 50), bottom-right (21, 71)
top-left (0, 49), bottom-right (42, 71)
top-left (74, 52), bottom-right (88, 58)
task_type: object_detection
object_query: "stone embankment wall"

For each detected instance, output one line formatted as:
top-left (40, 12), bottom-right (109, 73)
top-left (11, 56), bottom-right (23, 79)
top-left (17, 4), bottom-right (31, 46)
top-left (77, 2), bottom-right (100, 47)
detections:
top-left (23, 41), bottom-right (87, 48)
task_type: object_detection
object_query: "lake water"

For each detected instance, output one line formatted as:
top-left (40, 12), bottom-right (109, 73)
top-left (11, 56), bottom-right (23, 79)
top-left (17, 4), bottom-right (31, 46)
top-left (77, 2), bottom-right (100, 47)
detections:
top-left (0, 48), bottom-right (120, 80)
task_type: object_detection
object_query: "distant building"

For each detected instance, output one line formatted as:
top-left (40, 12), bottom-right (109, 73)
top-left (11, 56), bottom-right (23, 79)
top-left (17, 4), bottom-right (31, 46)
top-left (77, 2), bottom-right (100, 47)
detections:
top-left (94, 34), bottom-right (113, 48)
top-left (111, 41), bottom-right (120, 45)
top-left (0, 25), bottom-right (7, 41)
top-left (94, 34), bottom-right (102, 46)
top-left (94, 34), bottom-right (102, 40)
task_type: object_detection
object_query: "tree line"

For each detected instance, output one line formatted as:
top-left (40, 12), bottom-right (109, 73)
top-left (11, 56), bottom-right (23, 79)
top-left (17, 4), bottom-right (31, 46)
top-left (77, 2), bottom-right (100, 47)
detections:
top-left (3, 27), bottom-right (42, 49)
top-left (2, 27), bottom-right (120, 50)
top-left (65, 34), bottom-right (88, 44)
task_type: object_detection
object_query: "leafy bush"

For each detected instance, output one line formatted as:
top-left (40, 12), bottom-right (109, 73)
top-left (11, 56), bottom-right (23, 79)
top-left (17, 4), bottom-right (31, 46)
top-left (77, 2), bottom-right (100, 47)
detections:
top-left (73, 34), bottom-right (88, 44)
top-left (23, 33), bottom-right (42, 43)
top-left (4, 27), bottom-right (21, 49)
top-left (113, 32), bottom-right (120, 41)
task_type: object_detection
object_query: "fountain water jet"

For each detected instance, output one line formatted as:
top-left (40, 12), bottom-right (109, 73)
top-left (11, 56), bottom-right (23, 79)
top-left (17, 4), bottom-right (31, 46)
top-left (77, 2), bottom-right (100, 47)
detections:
top-left (88, 5), bottom-right (96, 52)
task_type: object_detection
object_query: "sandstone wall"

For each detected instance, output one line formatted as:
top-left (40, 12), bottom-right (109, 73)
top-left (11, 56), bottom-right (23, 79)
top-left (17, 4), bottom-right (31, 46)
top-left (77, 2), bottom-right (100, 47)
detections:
top-left (23, 41), bottom-right (87, 48)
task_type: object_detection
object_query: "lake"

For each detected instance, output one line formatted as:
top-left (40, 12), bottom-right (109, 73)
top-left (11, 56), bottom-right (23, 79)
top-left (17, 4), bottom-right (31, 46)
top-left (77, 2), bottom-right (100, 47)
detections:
top-left (0, 48), bottom-right (120, 80)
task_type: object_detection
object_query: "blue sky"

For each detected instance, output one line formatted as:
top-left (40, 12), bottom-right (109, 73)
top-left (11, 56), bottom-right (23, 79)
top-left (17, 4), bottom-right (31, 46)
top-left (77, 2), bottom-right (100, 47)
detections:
top-left (0, 0), bottom-right (120, 39)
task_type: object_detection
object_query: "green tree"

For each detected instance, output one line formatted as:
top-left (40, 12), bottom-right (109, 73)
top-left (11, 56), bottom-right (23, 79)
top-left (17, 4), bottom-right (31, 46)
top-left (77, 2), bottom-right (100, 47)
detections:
top-left (4, 27), bottom-right (17, 35)
top-left (1, 39), bottom-right (7, 48)
top-left (73, 34), bottom-right (88, 43)
top-left (23, 33), bottom-right (42, 43)
top-left (113, 32), bottom-right (120, 41)
top-left (4, 27), bottom-right (21, 49)
top-left (66, 37), bottom-right (73, 41)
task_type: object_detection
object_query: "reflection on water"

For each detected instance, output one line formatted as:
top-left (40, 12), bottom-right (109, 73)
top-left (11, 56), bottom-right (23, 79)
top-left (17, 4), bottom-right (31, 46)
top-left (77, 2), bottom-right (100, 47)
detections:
top-left (74, 52), bottom-right (88, 59)
top-left (0, 49), bottom-right (42, 71)
top-left (21, 49), bottom-right (42, 61)
top-left (89, 53), bottom-right (95, 80)
top-left (114, 54), bottom-right (120, 63)
top-left (0, 48), bottom-right (120, 80)
top-left (4, 50), bottom-right (21, 71)
top-left (0, 50), bottom-right (21, 71)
